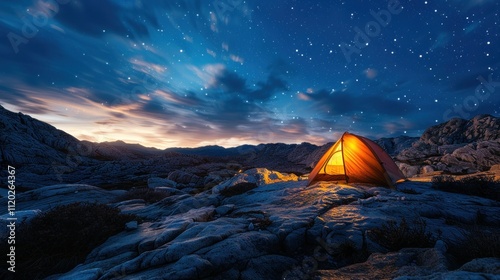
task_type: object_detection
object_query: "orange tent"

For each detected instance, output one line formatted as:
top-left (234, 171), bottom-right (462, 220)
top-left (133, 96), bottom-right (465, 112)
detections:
top-left (308, 132), bottom-right (405, 188)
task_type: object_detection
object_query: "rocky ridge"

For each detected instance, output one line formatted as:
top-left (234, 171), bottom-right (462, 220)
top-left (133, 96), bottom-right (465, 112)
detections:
top-left (397, 115), bottom-right (500, 177)
top-left (2, 105), bottom-right (499, 190)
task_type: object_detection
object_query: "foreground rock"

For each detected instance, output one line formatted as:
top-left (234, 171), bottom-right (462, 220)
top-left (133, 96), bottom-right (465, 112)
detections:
top-left (212, 168), bottom-right (299, 194)
top-left (315, 250), bottom-right (499, 280)
top-left (2, 169), bottom-right (490, 279)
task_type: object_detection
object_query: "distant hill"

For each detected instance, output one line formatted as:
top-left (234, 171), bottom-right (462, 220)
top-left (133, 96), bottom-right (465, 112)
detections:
top-left (166, 145), bottom-right (249, 157)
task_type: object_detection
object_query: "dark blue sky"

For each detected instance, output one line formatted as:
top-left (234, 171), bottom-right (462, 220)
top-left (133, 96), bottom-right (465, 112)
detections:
top-left (0, 0), bottom-right (498, 147)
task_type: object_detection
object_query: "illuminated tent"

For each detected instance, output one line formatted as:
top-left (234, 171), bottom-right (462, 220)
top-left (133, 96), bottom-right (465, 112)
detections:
top-left (308, 132), bottom-right (405, 188)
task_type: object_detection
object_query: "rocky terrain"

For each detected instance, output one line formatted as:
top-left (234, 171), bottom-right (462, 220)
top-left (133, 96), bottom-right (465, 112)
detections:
top-left (1, 169), bottom-right (499, 279)
top-left (0, 105), bottom-right (500, 279)
top-left (396, 115), bottom-right (500, 177)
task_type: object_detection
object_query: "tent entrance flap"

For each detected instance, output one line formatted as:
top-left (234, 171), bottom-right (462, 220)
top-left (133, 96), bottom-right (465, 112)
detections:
top-left (325, 164), bottom-right (344, 174)
top-left (323, 143), bottom-right (345, 175)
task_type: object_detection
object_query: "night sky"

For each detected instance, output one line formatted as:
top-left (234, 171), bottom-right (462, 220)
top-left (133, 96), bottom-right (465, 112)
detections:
top-left (0, 0), bottom-right (499, 148)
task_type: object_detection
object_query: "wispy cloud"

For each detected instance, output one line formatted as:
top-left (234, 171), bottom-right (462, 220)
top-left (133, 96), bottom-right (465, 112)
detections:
top-left (431, 32), bottom-right (451, 50)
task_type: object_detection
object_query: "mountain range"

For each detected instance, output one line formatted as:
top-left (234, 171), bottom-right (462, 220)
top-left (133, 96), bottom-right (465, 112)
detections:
top-left (1, 104), bottom-right (499, 190)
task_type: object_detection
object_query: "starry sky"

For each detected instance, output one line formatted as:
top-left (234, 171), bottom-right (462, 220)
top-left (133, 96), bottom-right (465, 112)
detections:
top-left (0, 0), bottom-right (499, 148)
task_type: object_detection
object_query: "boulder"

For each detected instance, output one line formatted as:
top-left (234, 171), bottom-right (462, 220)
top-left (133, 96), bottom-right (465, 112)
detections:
top-left (167, 170), bottom-right (202, 186)
top-left (459, 257), bottom-right (500, 274)
top-left (153, 254), bottom-right (214, 279)
top-left (216, 204), bottom-right (235, 216)
top-left (153, 187), bottom-right (184, 196)
top-left (451, 140), bottom-right (500, 170)
top-left (0, 210), bottom-right (41, 239)
top-left (125, 221), bottom-right (138, 231)
top-left (490, 164), bottom-right (500, 172)
top-left (284, 228), bottom-right (307, 253)
top-left (420, 165), bottom-right (434, 175)
top-left (375, 136), bottom-right (419, 156)
top-left (315, 248), bottom-right (448, 279)
top-left (52, 268), bottom-right (103, 280)
top-left (241, 255), bottom-right (297, 280)
top-left (204, 173), bottom-right (224, 188)
top-left (200, 231), bottom-right (280, 271)
top-left (397, 142), bottom-right (439, 162)
top-left (394, 257), bottom-right (500, 279)
top-left (212, 168), bottom-right (298, 194)
top-left (397, 163), bottom-right (419, 178)
top-left (147, 177), bottom-right (177, 189)
top-left (0, 184), bottom-right (122, 212)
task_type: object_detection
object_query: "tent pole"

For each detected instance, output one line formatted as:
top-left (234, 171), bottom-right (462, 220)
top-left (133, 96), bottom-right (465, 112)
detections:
top-left (341, 133), bottom-right (348, 184)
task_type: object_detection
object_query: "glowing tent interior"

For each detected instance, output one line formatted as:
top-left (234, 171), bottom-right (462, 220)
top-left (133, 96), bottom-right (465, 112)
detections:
top-left (307, 132), bottom-right (406, 188)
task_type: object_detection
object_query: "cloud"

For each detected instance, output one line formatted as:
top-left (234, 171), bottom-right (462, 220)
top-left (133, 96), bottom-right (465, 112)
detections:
top-left (267, 59), bottom-right (293, 75)
top-left (5, 99), bottom-right (54, 115)
top-left (54, 0), bottom-right (157, 39)
top-left (383, 119), bottom-right (414, 134)
top-left (154, 63), bottom-right (292, 143)
top-left (109, 111), bottom-right (126, 119)
top-left (278, 118), bottom-right (309, 135)
top-left (364, 68), bottom-right (378, 79)
top-left (302, 89), bottom-right (415, 116)
top-left (0, 0), bottom-right (296, 147)
top-left (230, 54), bottom-right (244, 64)
top-left (1, 19), bottom-right (144, 98)
top-left (0, 82), bottom-right (89, 115)
top-left (208, 68), bottom-right (288, 101)
top-left (450, 71), bottom-right (494, 92)
top-left (0, 25), bottom-right (67, 81)
top-left (430, 32), bottom-right (451, 50)
top-left (464, 22), bottom-right (481, 35)
top-left (206, 49), bottom-right (217, 57)
top-left (130, 58), bottom-right (167, 74)
top-left (195, 96), bottom-right (262, 129)
top-left (211, 69), bottom-right (247, 93)
top-left (452, 0), bottom-right (496, 9)
top-left (141, 98), bottom-right (168, 116)
top-left (298, 92), bottom-right (311, 101)
top-left (251, 75), bottom-right (288, 101)
top-left (190, 63), bottom-right (226, 88)
top-left (155, 90), bottom-right (203, 107)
